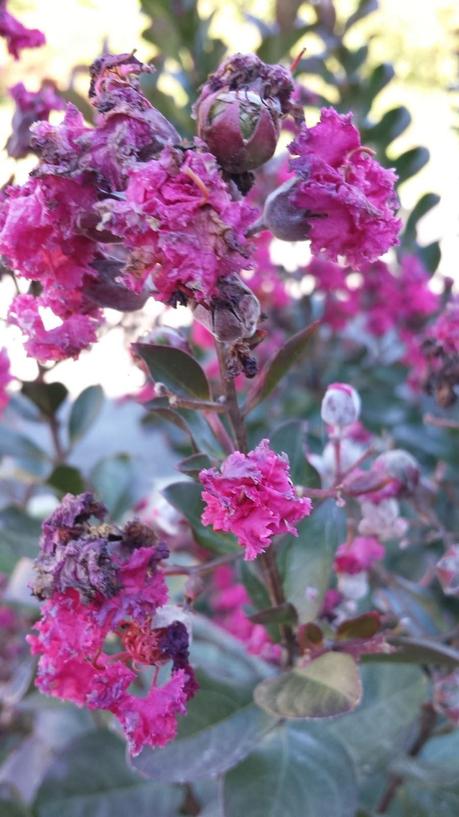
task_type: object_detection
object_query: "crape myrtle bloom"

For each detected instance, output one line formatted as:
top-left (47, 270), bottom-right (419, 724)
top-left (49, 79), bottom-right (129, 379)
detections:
top-left (200, 439), bottom-right (312, 560)
top-left (194, 52), bottom-right (295, 175)
top-left (422, 298), bottom-right (459, 407)
top-left (0, 0), bottom-right (45, 59)
top-left (6, 81), bottom-right (65, 159)
top-left (0, 347), bottom-right (12, 414)
top-left (96, 143), bottom-right (257, 306)
top-left (28, 492), bottom-right (197, 756)
top-left (264, 108), bottom-right (401, 266)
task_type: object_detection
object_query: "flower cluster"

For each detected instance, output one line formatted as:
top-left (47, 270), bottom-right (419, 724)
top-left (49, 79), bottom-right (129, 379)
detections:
top-left (0, 0), bottom-right (45, 59)
top-left (200, 439), bottom-right (312, 560)
top-left (28, 493), bottom-right (197, 756)
top-left (422, 297), bottom-right (459, 406)
top-left (264, 108), bottom-right (401, 266)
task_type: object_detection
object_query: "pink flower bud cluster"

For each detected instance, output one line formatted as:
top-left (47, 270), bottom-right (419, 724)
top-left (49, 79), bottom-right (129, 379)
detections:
top-left (200, 439), bottom-right (312, 560)
top-left (321, 382), bottom-right (361, 431)
top-left (0, 0), bottom-right (45, 59)
top-left (28, 493), bottom-right (197, 756)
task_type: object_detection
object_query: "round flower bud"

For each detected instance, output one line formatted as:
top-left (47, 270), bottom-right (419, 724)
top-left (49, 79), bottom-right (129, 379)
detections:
top-left (321, 383), bottom-right (361, 430)
top-left (196, 89), bottom-right (280, 174)
top-left (193, 274), bottom-right (261, 343)
top-left (262, 177), bottom-right (311, 241)
top-left (436, 545), bottom-right (459, 597)
top-left (373, 449), bottom-right (420, 494)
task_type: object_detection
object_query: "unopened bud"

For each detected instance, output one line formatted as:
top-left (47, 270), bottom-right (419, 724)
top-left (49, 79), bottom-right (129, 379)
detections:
top-left (373, 449), bottom-right (420, 494)
top-left (193, 274), bottom-right (261, 343)
top-left (321, 383), bottom-right (361, 430)
top-left (436, 545), bottom-right (459, 596)
top-left (263, 177), bottom-right (311, 241)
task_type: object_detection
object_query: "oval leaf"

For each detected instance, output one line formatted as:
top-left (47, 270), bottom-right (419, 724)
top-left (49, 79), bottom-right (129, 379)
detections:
top-left (163, 481), bottom-right (238, 554)
top-left (134, 344), bottom-right (210, 400)
top-left (68, 385), bottom-right (104, 444)
top-left (254, 652), bottom-right (362, 719)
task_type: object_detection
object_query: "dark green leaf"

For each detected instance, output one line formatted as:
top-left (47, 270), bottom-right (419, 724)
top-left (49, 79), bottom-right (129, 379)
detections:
top-left (363, 106), bottom-right (411, 147)
top-left (177, 452), bottom-right (212, 476)
top-left (0, 425), bottom-right (49, 477)
top-left (364, 63), bottom-right (394, 108)
top-left (47, 465), bottom-right (86, 496)
top-left (134, 344), bottom-right (210, 400)
top-left (163, 481), bottom-right (238, 554)
top-left (244, 321), bottom-right (319, 414)
top-left (0, 506), bottom-right (41, 572)
top-left (21, 382), bottom-right (68, 417)
top-left (34, 730), bottom-right (183, 817)
top-left (0, 800), bottom-right (31, 817)
top-left (223, 725), bottom-right (358, 817)
top-left (254, 653), bottom-right (362, 719)
top-left (90, 454), bottom-right (134, 520)
top-left (270, 420), bottom-right (321, 487)
top-left (418, 241), bottom-right (441, 273)
top-left (344, 0), bottom-right (378, 32)
top-left (363, 635), bottom-right (459, 668)
top-left (326, 664), bottom-right (427, 777)
top-left (393, 146), bottom-right (430, 185)
top-left (336, 612), bottom-right (381, 640)
top-left (403, 192), bottom-right (440, 242)
top-left (282, 499), bottom-right (347, 623)
top-left (68, 385), bottom-right (104, 445)
top-left (256, 24), bottom-right (313, 64)
top-left (249, 602), bottom-right (298, 626)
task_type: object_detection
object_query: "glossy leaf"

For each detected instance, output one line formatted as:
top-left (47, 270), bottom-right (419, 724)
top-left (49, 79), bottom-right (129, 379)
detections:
top-left (282, 499), bottom-right (347, 623)
top-left (403, 192), bottom-right (441, 243)
top-left (34, 730), bottom-right (183, 817)
top-left (363, 106), bottom-right (411, 147)
top-left (254, 652), bottom-right (362, 719)
top-left (0, 425), bottom-right (49, 477)
top-left (134, 344), bottom-right (210, 400)
top-left (270, 420), bottom-right (321, 487)
top-left (0, 507), bottom-right (41, 573)
top-left (90, 454), bottom-right (134, 520)
top-left (223, 724), bottom-right (358, 817)
top-left (163, 481), bottom-right (238, 554)
top-left (177, 452), bottom-right (212, 476)
top-left (21, 382), bottom-right (68, 417)
top-left (244, 321), bottom-right (319, 414)
top-left (68, 385), bottom-right (104, 444)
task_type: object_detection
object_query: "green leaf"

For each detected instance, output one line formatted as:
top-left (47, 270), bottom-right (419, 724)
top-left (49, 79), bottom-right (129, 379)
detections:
top-left (270, 420), bottom-right (321, 487)
top-left (134, 344), bottom-right (210, 400)
top-left (244, 321), bottom-right (319, 414)
top-left (282, 499), bottom-right (346, 623)
top-left (163, 481), bottom-right (238, 554)
top-left (0, 425), bottom-right (49, 477)
top-left (0, 800), bottom-right (31, 817)
top-left (68, 385), bottom-right (104, 444)
top-left (249, 602), bottom-right (298, 626)
top-left (336, 612), bottom-right (381, 640)
top-left (344, 0), bottom-right (378, 32)
top-left (177, 452), bottom-right (212, 476)
top-left (403, 192), bottom-right (440, 242)
top-left (0, 506), bottom-right (41, 573)
top-left (254, 652), bottom-right (362, 720)
top-left (326, 663), bottom-right (428, 778)
top-left (223, 725), bottom-right (358, 817)
top-left (21, 382), bottom-right (68, 417)
top-left (363, 106), bottom-right (411, 147)
top-left (90, 454), bottom-right (134, 520)
top-left (362, 63), bottom-right (394, 112)
top-left (47, 465), bottom-right (86, 496)
top-left (256, 23), bottom-right (313, 64)
top-left (133, 702), bottom-right (275, 783)
top-left (418, 240), bottom-right (441, 273)
top-left (393, 146), bottom-right (430, 185)
top-left (364, 635), bottom-right (459, 668)
top-left (34, 730), bottom-right (183, 817)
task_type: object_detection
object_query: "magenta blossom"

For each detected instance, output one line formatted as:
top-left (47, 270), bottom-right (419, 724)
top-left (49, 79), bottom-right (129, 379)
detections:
top-left (96, 143), bottom-right (256, 305)
top-left (334, 536), bottom-right (385, 575)
top-left (0, 0), bottom-right (45, 59)
top-left (28, 493), bottom-right (197, 756)
top-left (264, 108), bottom-right (401, 266)
top-left (0, 348), bottom-right (12, 414)
top-left (7, 81), bottom-right (64, 159)
top-left (200, 439), bottom-right (312, 560)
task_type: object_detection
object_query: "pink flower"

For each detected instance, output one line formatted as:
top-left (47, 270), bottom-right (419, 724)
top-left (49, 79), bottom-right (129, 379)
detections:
top-left (0, 1), bottom-right (45, 59)
top-left (8, 295), bottom-right (102, 363)
top-left (200, 439), bottom-right (312, 560)
top-left (430, 298), bottom-right (459, 355)
top-left (265, 108), bottom-right (401, 266)
top-left (334, 536), bottom-right (385, 575)
top-left (96, 144), bottom-right (257, 306)
top-left (0, 348), bottom-right (12, 414)
top-left (28, 493), bottom-right (197, 756)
